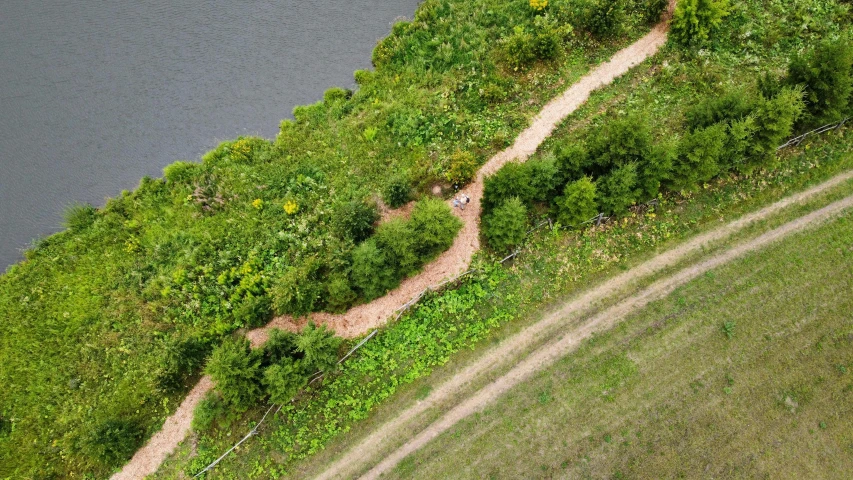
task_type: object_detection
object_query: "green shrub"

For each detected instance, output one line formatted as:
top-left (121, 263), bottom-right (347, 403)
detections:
top-left (376, 218), bottom-right (421, 277)
top-left (597, 162), bottom-right (639, 214)
top-left (483, 163), bottom-right (535, 212)
top-left (787, 40), bottom-right (853, 126)
top-left (637, 141), bottom-right (676, 199)
top-left (670, 123), bottom-right (727, 191)
top-left (383, 174), bottom-right (412, 208)
top-left (0, 416), bottom-right (10, 438)
top-left (325, 274), bottom-right (358, 313)
top-left (642, 0), bottom-right (669, 23)
top-left (553, 176), bottom-right (598, 226)
top-left (270, 259), bottom-right (326, 316)
top-left (63, 203), bottom-right (97, 233)
top-left (670, 0), bottom-right (730, 46)
top-left (162, 160), bottom-right (199, 183)
top-left (350, 238), bottom-right (398, 300)
top-left (581, 0), bottom-right (628, 38)
top-left (685, 87), bottom-right (758, 131)
top-left (408, 198), bottom-right (464, 259)
top-left (485, 197), bottom-right (528, 252)
top-left (260, 329), bottom-right (300, 367)
top-left (445, 149), bottom-right (479, 187)
top-left (84, 418), bottom-right (143, 465)
top-left (154, 337), bottom-right (209, 394)
top-left (263, 357), bottom-right (308, 404)
top-left (192, 391), bottom-right (230, 432)
top-left (323, 87), bottom-right (351, 104)
top-left (747, 86), bottom-right (806, 172)
top-left (205, 337), bottom-right (263, 410)
top-left (232, 295), bottom-right (273, 328)
top-left (586, 114), bottom-right (652, 174)
top-left (503, 26), bottom-right (537, 70)
top-left (295, 323), bottom-right (342, 374)
top-left (555, 143), bottom-right (591, 184)
top-left (332, 199), bottom-right (379, 243)
top-left (527, 155), bottom-right (561, 202)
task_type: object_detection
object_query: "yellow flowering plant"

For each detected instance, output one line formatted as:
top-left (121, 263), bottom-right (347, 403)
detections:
top-left (530, 0), bottom-right (548, 11)
top-left (283, 199), bottom-right (299, 215)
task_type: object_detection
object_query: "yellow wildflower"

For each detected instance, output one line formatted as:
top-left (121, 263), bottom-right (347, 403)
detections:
top-left (530, 0), bottom-right (548, 11)
top-left (283, 200), bottom-right (299, 215)
top-left (252, 198), bottom-right (264, 209)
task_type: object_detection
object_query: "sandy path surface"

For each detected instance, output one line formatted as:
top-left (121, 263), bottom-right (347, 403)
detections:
top-left (350, 191), bottom-right (853, 480)
top-left (114, 5), bottom-right (673, 478)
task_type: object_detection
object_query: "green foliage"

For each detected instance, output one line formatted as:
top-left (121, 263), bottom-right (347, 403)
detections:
top-left (527, 155), bottom-right (561, 202)
top-left (295, 323), bottom-right (342, 374)
top-left (155, 337), bottom-right (209, 394)
top-left (501, 18), bottom-right (562, 71)
top-left (408, 198), bottom-right (464, 259)
top-left (332, 200), bottom-right (379, 243)
top-left (323, 87), bottom-right (351, 104)
top-left (483, 163), bottom-right (535, 212)
top-left (553, 176), bottom-right (598, 226)
top-left (205, 338), bottom-right (263, 410)
top-left (84, 418), bottom-right (143, 465)
top-left (192, 391), bottom-right (231, 432)
top-left (586, 114), bottom-right (653, 174)
top-left (787, 40), bottom-right (853, 125)
top-left (326, 274), bottom-right (358, 313)
top-left (748, 87), bottom-right (806, 172)
top-left (350, 238), bottom-right (398, 301)
top-left (670, 0), bottom-right (730, 46)
top-left (162, 160), bottom-right (199, 183)
top-left (382, 174), bottom-right (412, 208)
top-left (376, 218), bottom-right (421, 277)
top-left (260, 329), bottom-right (300, 367)
top-left (722, 320), bottom-right (737, 339)
top-left (671, 123), bottom-right (728, 191)
top-left (445, 150), bottom-right (479, 187)
top-left (263, 357), bottom-right (308, 404)
top-left (270, 259), bottom-right (326, 316)
top-left (642, 0), bottom-right (669, 23)
top-left (581, 0), bottom-right (628, 38)
top-left (597, 162), bottom-right (639, 214)
top-left (485, 197), bottom-right (529, 252)
top-left (62, 203), bottom-right (97, 233)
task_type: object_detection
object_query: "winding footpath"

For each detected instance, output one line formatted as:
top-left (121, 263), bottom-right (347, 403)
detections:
top-left (113, 10), bottom-right (673, 480)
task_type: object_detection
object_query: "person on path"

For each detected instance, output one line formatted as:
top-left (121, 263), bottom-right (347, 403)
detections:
top-left (452, 198), bottom-right (462, 210)
top-left (460, 192), bottom-right (470, 206)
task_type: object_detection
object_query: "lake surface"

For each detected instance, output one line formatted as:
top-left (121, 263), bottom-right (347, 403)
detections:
top-left (0, 0), bottom-right (420, 270)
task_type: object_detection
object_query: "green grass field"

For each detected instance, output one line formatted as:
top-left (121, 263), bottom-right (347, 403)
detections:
top-left (390, 209), bottom-right (853, 479)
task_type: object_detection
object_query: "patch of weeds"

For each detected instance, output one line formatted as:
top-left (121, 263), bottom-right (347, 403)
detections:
top-left (722, 321), bottom-right (737, 339)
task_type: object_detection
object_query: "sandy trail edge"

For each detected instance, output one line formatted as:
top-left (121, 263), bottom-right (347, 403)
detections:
top-left (355, 193), bottom-right (853, 480)
top-left (112, 15), bottom-right (672, 480)
top-left (313, 169), bottom-right (853, 480)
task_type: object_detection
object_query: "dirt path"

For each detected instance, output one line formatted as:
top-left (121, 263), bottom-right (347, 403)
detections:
top-left (113, 5), bottom-right (672, 477)
top-left (313, 171), bottom-right (853, 480)
top-left (350, 192), bottom-right (853, 480)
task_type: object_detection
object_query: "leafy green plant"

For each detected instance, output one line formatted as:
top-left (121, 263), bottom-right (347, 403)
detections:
top-left (332, 199), bottom-right (380, 243)
top-left (263, 358), bottom-right (308, 404)
top-left (205, 338), bottom-right (263, 410)
top-left (722, 320), bottom-right (737, 339)
top-left (84, 418), bottom-right (143, 465)
top-left (581, 0), bottom-right (628, 38)
top-left (670, 0), bottom-right (730, 46)
top-left (62, 203), bottom-right (97, 233)
top-left (553, 176), bottom-right (598, 226)
top-left (485, 197), bottom-right (529, 252)
top-left (295, 322), bottom-right (342, 374)
top-left (445, 149), bottom-right (479, 187)
top-left (787, 40), bottom-right (853, 126)
top-left (383, 174), bottom-right (412, 208)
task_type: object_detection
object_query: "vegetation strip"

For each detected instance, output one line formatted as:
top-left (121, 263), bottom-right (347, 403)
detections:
top-left (111, 10), bottom-right (674, 479)
top-left (357, 193), bottom-right (853, 480)
top-left (314, 168), bottom-right (853, 480)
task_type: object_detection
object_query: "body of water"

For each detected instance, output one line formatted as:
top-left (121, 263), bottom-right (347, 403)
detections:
top-left (0, 0), bottom-right (420, 269)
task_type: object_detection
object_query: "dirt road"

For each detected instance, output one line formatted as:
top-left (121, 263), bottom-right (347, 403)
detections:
top-left (315, 174), bottom-right (853, 480)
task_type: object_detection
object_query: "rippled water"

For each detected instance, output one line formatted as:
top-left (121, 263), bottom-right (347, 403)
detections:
top-left (0, 0), bottom-right (419, 269)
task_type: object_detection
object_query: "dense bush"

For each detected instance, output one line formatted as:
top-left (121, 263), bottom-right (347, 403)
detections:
top-left (581, 0), bottom-right (628, 38)
top-left (553, 176), bottom-right (598, 226)
top-left (155, 337), bottom-right (209, 394)
top-left (192, 391), bottom-right (232, 432)
top-left (270, 259), bottom-right (326, 316)
top-left (263, 358), bottom-right (308, 405)
top-left (205, 338), bottom-right (263, 410)
top-left (670, 123), bottom-right (727, 191)
top-left (376, 218), bottom-right (421, 277)
top-left (484, 197), bottom-right (529, 252)
top-left (294, 323), bottom-right (343, 374)
top-left (407, 198), bottom-right (464, 259)
top-left (670, 0), bottom-right (730, 46)
top-left (62, 203), bottom-right (98, 233)
top-left (445, 149), bottom-right (479, 187)
top-left (501, 18), bottom-right (562, 71)
top-left (84, 419), bottom-right (143, 465)
top-left (642, 0), bottom-right (669, 23)
top-left (483, 162), bottom-right (535, 212)
top-left (597, 162), bottom-right (639, 214)
top-left (332, 200), bottom-right (379, 243)
top-left (787, 40), bottom-right (853, 126)
top-left (350, 238), bottom-right (397, 301)
top-left (382, 174), bottom-right (412, 208)
top-left (747, 86), bottom-right (806, 171)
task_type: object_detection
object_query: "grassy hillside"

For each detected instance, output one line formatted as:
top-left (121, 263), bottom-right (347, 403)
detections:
top-left (0, 0), bottom-right (660, 477)
top-left (390, 207), bottom-right (853, 479)
top-left (143, 0), bottom-right (853, 477)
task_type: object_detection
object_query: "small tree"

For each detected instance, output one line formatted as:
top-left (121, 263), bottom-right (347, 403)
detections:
top-left (295, 322), bottom-right (342, 373)
top-left (485, 197), bottom-right (528, 252)
top-left (582, 0), bottom-right (628, 38)
top-left (445, 149), bottom-right (479, 187)
top-left (408, 198), bottom-right (463, 260)
top-left (670, 0), bottom-right (730, 46)
top-left (553, 177), bottom-right (598, 227)
top-left (205, 337), bottom-right (263, 410)
top-left (586, 114), bottom-right (652, 175)
top-left (376, 218), bottom-right (420, 277)
top-left (260, 328), bottom-right (299, 366)
top-left (263, 357), bottom-right (308, 404)
top-left (787, 40), bottom-right (853, 125)
top-left (527, 155), bottom-right (561, 202)
top-left (747, 86), bottom-right (806, 172)
top-left (382, 174), bottom-right (412, 208)
top-left (670, 123), bottom-right (727, 191)
top-left (332, 199), bottom-right (379, 243)
top-left (350, 238), bottom-right (398, 300)
top-left (85, 418), bottom-right (143, 465)
top-left (270, 259), bottom-right (325, 316)
top-left (483, 162), bottom-right (535, 212)
top-left (597, 163), bottom-right (639, 214)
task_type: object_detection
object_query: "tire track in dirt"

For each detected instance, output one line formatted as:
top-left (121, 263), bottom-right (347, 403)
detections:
top-left (315, 172), bottom-right (853, 480)
top-left (113, 11), bottom-right (675, 480)
top-left (356, 194), bottom-right (853, 480)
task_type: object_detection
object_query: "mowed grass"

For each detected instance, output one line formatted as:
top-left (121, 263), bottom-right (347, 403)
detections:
top-left (390, 211), bottom-right (853, 479)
